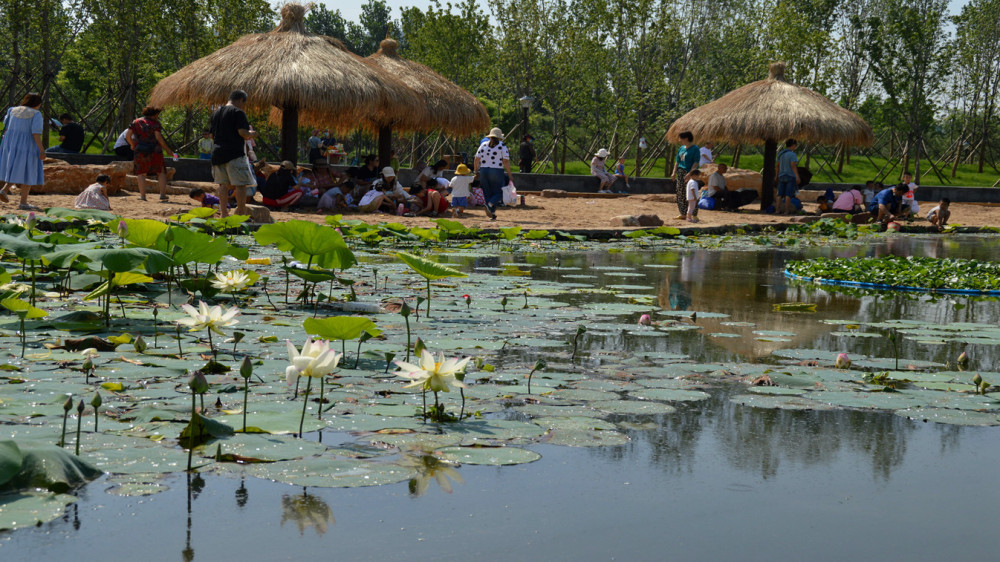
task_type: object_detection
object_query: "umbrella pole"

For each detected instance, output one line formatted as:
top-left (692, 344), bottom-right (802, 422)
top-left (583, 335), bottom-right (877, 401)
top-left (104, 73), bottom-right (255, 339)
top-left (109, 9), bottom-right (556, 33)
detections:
top-left (378, 124), bottom-right (392, 171)
top-left (281, 104), bottom-right (299, 163)
top-left (761, 139), bottom-right (777, 211)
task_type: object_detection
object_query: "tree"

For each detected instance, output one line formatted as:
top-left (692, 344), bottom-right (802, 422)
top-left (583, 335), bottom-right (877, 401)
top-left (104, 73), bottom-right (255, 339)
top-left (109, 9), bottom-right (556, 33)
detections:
top-left (305, 4), bottom-right (352, 49)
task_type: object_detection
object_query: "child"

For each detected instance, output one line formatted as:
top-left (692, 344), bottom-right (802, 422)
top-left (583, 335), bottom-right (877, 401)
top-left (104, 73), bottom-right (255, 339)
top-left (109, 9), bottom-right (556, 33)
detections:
top-left (74, 174), bottom-right (112, 210)
top-left (614, 157), bottom-right (629, 194)
top-left (198, 130), bottom-right (213, 160)
top-left (902, 172), bottom-right (919, 214)
top-left (861, 181), bottom-right (876, 205)
top-left (685, 170), bottom-right (701, 223)
top-left (449, 163), bottom-right (474, 216)
top-left (926, 197), bottom-right (951, 231)
top-left (814, 196), bottom-right (831, 215)
top-left (189, 187), bottom-right (220, 208)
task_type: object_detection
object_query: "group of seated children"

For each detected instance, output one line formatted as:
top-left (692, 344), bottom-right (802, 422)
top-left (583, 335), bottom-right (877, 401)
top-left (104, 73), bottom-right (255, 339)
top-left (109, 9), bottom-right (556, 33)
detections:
top-left (813, 172), bottom-right (951, 230)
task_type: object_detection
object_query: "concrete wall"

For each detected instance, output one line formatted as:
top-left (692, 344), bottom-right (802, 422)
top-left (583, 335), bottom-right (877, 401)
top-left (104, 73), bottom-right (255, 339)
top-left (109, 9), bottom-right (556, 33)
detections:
top-left (47, 153), bottom-right (997, 202)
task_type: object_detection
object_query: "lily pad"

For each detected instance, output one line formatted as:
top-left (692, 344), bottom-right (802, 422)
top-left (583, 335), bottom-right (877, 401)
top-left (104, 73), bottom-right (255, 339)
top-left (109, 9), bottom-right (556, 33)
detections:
top-left (240, 455), bottom-right (415, 488)
top-left (0, 491), bottom-right (77, 530)
top-left (437, 446), bottom-right (542, 466)
top-left (894, 408), bottom-right (1000, 426)
top-left (628, 388), bottom-right (711, 402)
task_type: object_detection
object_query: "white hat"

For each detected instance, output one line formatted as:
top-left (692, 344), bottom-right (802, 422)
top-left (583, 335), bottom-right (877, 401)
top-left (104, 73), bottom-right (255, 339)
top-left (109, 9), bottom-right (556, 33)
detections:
top-left (381, 166), bottom-right (395, 177)
top-left (595, 148), bottom-right (609, 158)
top-left (487, 127), bottom-right (505, 140)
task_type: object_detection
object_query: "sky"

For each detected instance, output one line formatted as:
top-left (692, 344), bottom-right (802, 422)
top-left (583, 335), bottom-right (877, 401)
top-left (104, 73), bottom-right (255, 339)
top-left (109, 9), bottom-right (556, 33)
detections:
top-left (331, 0), bottom-right (973, 23)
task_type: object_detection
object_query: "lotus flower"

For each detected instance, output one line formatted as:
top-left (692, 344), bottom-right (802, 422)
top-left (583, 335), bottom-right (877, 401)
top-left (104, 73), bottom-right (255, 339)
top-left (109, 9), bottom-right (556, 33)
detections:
top-left (285, 338), bottom-right (342, 384)
top-left (395, 350), bottom-right (470, 394)
top-left (958, 351), bottom-right (970, 368)
top-left (116, 220), bottom-right (128, 238)
top-left (835, 353), bottom-right (851, 369)
top-left (638, 314), bottom-right (652, 326)
top-left (25, 212), bottom-right (36, 230)
top-left (177, 301), bottom-right (240, 335)
top-left (211, 270), bottom-right (251, 293)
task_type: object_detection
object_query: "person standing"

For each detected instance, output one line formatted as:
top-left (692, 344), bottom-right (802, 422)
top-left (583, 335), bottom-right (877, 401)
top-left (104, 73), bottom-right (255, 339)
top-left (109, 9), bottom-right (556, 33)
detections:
top-left (775, 138), bottom-right (801, 215)
top-left (209, 89), bottom-right (258, 218)
top-left (126, 106), bottom-right (175, 202)
top-left (670, 131), bottom-right (700, 220)
top-left (901, 172), bottom-right (919, 214)
top-left (0, 92), bottom-right (45, 210)
top-left (699, 141), bottom-right (714, 165)
top-left (473, 127), bottom-right (512, 220)
top-left (519, 134), bottom-right (535, 173)
top-left (47, 114), bottom-right (85, 154)
top-left (307, 129), bottom-right (323, 164)
top-left (197, 130), bottom-right (213, 160)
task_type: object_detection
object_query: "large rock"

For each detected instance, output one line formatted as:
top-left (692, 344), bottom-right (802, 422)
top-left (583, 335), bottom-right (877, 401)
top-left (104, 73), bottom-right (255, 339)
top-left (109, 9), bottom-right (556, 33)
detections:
top-left (698, 163), bottom-right (762, 195)
top-left (36, 159), bottom-right (130, 195)
top-left (246, 204), bottom-right (273, 224)
top-left (610, 214), bottom-right (663, 227)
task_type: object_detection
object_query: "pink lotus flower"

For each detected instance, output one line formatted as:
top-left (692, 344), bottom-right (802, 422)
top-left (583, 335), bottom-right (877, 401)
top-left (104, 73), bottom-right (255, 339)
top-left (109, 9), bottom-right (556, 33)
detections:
top-left (835, 353), bottom-right (851, 369)
top-left (638, 314), bottom-right (652, 326)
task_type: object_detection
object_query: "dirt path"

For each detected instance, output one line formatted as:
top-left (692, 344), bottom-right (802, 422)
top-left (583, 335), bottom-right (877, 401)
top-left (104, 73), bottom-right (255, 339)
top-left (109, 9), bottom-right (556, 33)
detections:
top-left (7, 190), bottom-right (997, 231)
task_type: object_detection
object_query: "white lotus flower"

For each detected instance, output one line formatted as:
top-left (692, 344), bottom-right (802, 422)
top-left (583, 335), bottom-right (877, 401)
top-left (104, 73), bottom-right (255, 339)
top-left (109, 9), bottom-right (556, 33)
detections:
top-left (176, 300), bottom-right (240, 334)
top-left (80, 348), bottom-right (99, 359)
top-left (285, 338), bottom-right (342, 384)
top-left (211, 270), bottom-right (251, 293)
top-left (395, 350), bottom-right (469, 393)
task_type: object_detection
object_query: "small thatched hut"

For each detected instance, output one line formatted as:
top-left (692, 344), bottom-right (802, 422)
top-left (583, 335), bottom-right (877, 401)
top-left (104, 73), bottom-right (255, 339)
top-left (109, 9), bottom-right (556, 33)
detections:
top-left (666, 62), bottom-right (873, 209)
top-left (364, 39), bottom-right (490, 167)
top-left (148, 3), bottom-right (419, 162)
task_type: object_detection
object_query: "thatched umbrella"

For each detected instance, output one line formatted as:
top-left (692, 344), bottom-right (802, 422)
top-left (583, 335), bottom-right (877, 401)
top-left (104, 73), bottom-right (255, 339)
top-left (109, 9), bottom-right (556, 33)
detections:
top-left (365, 38), bottom-right (490, 167)
top-left (666, 62), bottom-right (873, 210)
top-left (148, 3), bottom-right (419, 162)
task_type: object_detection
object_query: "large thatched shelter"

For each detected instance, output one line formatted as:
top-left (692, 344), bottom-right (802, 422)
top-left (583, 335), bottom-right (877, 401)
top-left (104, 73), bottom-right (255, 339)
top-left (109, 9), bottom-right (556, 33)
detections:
top-left (364, 38), bottom-right (490, 167)
top-left (148, 3), bottom-right (419, 162)
top-left (666, 62), bottom-right (873, 209)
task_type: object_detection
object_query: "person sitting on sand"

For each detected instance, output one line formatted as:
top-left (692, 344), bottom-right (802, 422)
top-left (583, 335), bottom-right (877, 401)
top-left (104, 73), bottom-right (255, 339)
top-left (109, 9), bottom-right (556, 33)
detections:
top-left (417, 159), bottom-right (448, 190)
top-left (926, 198), bottom-right (951, 231)
top-left (591, 148), bottom-right (615, 194)
top-left (189, 187), bottom-right (221, 209)
top-left (74, 174), bottom-right (112, 211)
top-left (868, 183), bottom-right (909, 224)
top-left (831, 186), bottom-right (864, 213)
top-left (373, 167), bottom-right (412, 209)
top-left (410, 183), bottom-right (450, 217)
top-left (260, 161), bottom-right (304, 210)
top-left (317, 180), bottom-right (355, 213)
top-left (356, 181), bottom-right (394, 214)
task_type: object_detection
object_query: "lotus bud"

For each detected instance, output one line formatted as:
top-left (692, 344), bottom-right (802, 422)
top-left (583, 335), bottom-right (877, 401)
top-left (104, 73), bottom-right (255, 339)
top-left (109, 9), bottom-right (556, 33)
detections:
top-left (25, 212), bottom-right (36, 230)
top-left (576, 325), bottom-right (587, 337)
top-left (973, 373), bottom-right (983, 388)
top-left (400, 301), bottom-right (411, 318)
top-left (239, 356), bottom-right (253, 380)
top-left (91, 391), bottom-right (102, 409)
top-left (133, 334), bottom-right (147, 353)
top-left (232, 331), bottom-right (245, 345)
top-left (835, 353), bottom-right (851, 369)
top-left (77, 399), bottom-right (85, 414)
top-left (958, 351), bottom-right (970, 368)
top-left (500, 296), bottom-right (508, 311)
top-left (980, 380), bottom-right (990, 394)
top-left (463, 294), bottom-right (471, 310)
top-left (638, 314), bottom-right (652, 326)
top-left (285, 365), bottom-right (299, 386)
top-left (414, 337), bottom-right (427, 357)
top-left (533, 359), bottom-right (547, 372)
top-left (63, 395), bottom-right (73, 412)
top-left (117, 220), bottom-right (128, 238)
top-left (82, 357), bottom-right (93, 373)
top-left (189, 371), bottom-right (209, 395)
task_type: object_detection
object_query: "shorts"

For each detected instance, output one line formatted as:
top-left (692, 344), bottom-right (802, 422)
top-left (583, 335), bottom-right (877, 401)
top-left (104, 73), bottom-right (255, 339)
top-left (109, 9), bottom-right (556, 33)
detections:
top-left (133, 151), bottom-right (164, 176)
top-left (358, 197), bottom-right (383, 213)
top-left (199, 153), bottom-right (212, 160)
top-left (452, 196), bottom-right (468, 208)
top-left (777, 177), bottom-right (798, 198)
top-left (212, 156), bottom-right (255, 186)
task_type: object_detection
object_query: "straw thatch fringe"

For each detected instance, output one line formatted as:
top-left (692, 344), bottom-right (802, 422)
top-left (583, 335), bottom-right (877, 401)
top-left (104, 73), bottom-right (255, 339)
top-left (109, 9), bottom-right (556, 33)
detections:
top-left (148, 3), bottom-right (420, 131)
top-left (666, 62), bottom-right (874, 147)
top-left (364, 38), bottom-right (490, 136)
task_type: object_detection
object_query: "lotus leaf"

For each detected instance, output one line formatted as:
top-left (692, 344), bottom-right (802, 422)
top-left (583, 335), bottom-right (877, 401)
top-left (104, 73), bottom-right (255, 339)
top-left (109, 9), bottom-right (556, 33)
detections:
top-left (255, 220), bottom-right (356, 270)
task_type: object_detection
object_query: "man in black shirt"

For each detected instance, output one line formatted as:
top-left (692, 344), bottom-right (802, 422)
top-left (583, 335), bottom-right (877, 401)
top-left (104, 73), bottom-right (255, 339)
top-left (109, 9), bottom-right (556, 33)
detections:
top-left (352, 154), bottom-right (379, 188)
top-left (210, 89), bottom-right (258, 218)
top-left (47, 114), bottom-right (85, 153)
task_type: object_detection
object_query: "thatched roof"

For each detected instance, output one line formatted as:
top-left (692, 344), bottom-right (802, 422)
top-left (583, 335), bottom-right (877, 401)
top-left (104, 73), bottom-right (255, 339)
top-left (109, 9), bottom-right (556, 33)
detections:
top-left (666, 63), bottom-right (873, 147)
top-left (363, 38), bottom-right (490, 136)
top-left (148, 3), bottom-right (420, 131)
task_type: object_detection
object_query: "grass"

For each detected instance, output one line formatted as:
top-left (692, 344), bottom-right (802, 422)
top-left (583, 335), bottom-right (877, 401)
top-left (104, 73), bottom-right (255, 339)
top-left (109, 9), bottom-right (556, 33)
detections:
top-left (535, 152), bottom-right (1000, 187)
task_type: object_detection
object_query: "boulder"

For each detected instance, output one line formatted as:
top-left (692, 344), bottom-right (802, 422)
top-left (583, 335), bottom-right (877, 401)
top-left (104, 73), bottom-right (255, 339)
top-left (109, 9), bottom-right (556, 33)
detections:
top-left (610, 214), bottom-right (663, 227)
top-left (698, 163), bottom-right (762, 195)
top-left (246, 204), bottom-right (273, 224)
top-left (36, 159), bottom-right (130, 195)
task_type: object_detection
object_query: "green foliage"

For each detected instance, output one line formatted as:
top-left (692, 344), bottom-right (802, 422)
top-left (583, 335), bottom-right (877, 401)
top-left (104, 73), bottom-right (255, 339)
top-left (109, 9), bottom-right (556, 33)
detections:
top-left (396, 252), bottom-right (467, 280)
top-left (303, 316), bottom-right (379, 342)
top-left (787, 256), bottom-right (1000, 291)
top-left (255, 220), bottom-right (356, 270)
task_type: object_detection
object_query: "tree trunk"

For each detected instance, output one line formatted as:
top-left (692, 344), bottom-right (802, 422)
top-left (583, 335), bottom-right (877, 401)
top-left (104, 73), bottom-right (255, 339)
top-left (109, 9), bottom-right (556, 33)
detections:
top-left (377, 124), bottom-right (392, 171)
top-left (733, 144), bottom-right (742, 169)
top-left (913, 136), bottom-right (921, 185)
top-left (837, 143), bottom-right (845, 174)
top-left (280, 105), bottom-right (299, 163)
top-left (951, 137), bottom-right (963, 179)
top-left (560, 124), bottom-right (566, 174)
top-left (761, 140), bottom-right (777, 211)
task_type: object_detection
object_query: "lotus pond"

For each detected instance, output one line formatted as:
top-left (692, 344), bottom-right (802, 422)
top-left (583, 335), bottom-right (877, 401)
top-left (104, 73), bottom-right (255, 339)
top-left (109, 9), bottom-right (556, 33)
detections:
top-left (2, 213), bottom-right (1000, 559)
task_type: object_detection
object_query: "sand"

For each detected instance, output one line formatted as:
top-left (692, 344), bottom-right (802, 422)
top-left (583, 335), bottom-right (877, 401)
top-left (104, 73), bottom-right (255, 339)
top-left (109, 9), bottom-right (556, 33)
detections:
top-left (5, 189), bottom-right (996, 231)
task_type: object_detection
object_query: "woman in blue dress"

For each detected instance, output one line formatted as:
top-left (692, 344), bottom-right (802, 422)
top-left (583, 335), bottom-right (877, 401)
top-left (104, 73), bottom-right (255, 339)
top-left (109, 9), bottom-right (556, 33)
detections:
top-left (0, 92), bottom-right (46, 210)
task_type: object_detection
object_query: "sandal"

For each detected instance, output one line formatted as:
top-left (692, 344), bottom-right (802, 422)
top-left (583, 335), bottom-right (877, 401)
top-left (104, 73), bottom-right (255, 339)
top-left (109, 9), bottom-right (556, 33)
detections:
top-left (18, 204), bottom-right (41, 211)
top-left (0, 188), bottom-right (8, 203)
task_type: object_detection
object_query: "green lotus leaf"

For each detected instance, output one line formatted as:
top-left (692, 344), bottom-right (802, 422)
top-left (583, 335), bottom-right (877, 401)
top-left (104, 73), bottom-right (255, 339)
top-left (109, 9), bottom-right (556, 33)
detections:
top-left (0, 232), bottom-right (55, 260)
top-left (303, 316), bottom-right (378, 342)
top-left (1, 297), bottom-right (47, 319)
top-left (437, 446), bottom-right (542, 466)
top-left (43, 207), bottom-right (118, 221)
top-left (396, 251), bottom-right (467, 281)
top-left (123, 219), bottom-right (168, 249)
top-left (255, 220), bottom-right (356, 270)
top-left (0, 441), bottom-right (23, 487)
top-left (0, 492), bottom-right (77, 531)
top-left (0, 442), bottom-right (102, 494)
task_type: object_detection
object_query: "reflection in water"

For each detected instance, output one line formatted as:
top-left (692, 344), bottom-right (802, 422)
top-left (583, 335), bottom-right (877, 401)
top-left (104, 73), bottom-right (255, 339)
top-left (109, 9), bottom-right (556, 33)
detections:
top-left (399, 449), bottom-right (464, 497)
top-left (281, 489), bottom-right (335, 536)
top-left (235, 477), bottom-right (248, 509)
top-left (183, 473), bottom-right (205, 562)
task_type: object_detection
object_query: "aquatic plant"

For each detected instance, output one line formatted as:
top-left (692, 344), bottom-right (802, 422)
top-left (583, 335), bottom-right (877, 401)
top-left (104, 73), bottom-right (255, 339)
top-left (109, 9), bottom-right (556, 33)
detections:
top-left (835, 353), bottom-right (851, 369)
top-left (395, 252), bottom-right (467, 317)
top-left (395, 350), bottom-right (470, 422)
top-left (638, 314), bottom-right (652, 326)
top-left (527, 359), bottom-right (547, 394)
top-left (285, 338), bottom-right (342, 436)
top-left (211, 270), bottom-right (251, 293)
top-left (2, 297), bottom-right (47, 358)
top-left (177, 301), bottom-right (240, 361)
top-left (302, 316), bottom-right (377, 358)
top-left (572, 325), bottom-right (587, 362)
top-left (59, 396), bottom-right (72, 448)
top-left (239, 357), bottom-right (253, 432)
top-left (463, 294), bottom-right (471, 310)
top-left (400, 302), bottom-right (413, 362)
top-left (957, 350), bottom-right (970, 369)
top-left (74, 400), bottom-right (84, 455)
top-left (91, 392), bottom-right (102, 432)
